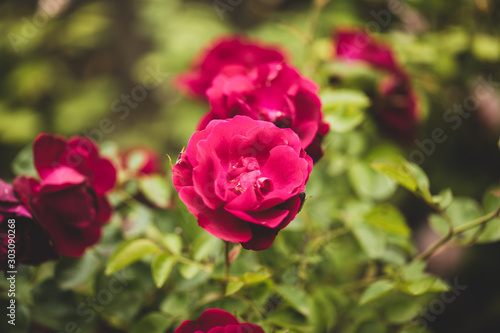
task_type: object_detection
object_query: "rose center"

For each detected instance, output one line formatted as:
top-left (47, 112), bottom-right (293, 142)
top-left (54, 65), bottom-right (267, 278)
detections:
top-left (226, 156), bottom-right (273, 196)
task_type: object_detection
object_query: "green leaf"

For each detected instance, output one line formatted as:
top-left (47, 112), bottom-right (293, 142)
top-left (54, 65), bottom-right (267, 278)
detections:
top-left (477, 218), bottom-right (500, 244)
top-left (401, 261), bottom-right (427, 281)
top-left (126, 150), bottom-right (149, 173)
top-left (430, 197), bottom-right (482, 243)
top-left (352, 224), bottom-right (387, 259)
top-left (179, 262), bottom-right (200, 279)
top-left (430, 279), bottom-right (450, 292)
top-left (401, 277), bottom-right (437, 296)
top-left (365, 204), bottom-right (410, 237)
top-left (384, 299), bottom-right (422, 324)
top-left (359, 280), bottom-right (396, 305)
top-left (225, 280), bottom-right (245, 296)
top-left (321, 89), bottom-right (371, 109)
top-left (138, 175), bottom-right (171, 208)
top-left (124, 203), bottom-right (152, 237)
top-left (276, 285), bottom-right (312, 317)
top-left (243, 269), bottom-right (271, 285)
top-left (311, 290), bottom-right (337, 332)
top-left (131, 313), bottom-right (171, 333)
top-left (55, 252), bottom-right (100, 290)
top-left (432, 188), bottom-right (453, 210)
top-left (321, 88), bottom-right (369, 133)
top-left (160, 292), bottom-right (189, 316)
top-left (478, 187), bottom-right (500, 243)
top-left (192, 233), bottom-right (220, 261)
top-left (151, 253), bottom-right (177, 288)
top-left (399, 262), bottom-right (443, 295)
top-left (11, 143), bottom-right (37, 177)
top-left (266, 308), bottom-right (309, 330)
top-left (325, 105), bottom-right (366, 133)
top-left (472, 34), bottom-right (500, 61)
top-left (372, 158), bottom-right (432, 201)
top-left (348, 161), bottom-right (397, 200)
top-left (163, 233), bottom-right (183, 255)
top-left (371, 161), bottom-right (418, 193)
top-left (404, 162), bottom-right (431, 200)
top-left (106, 239), bottom-right (160, 275)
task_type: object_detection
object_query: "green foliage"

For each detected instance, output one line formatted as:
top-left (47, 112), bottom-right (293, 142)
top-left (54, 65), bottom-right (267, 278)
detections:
top-left (106, 239), bottom-right (160, 275)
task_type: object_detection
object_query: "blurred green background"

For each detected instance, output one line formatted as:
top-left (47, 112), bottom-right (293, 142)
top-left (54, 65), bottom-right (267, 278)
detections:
top-left (1, 0), bottom-right (500, 332)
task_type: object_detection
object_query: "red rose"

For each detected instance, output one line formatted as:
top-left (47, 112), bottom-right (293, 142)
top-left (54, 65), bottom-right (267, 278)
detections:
top-left (377, 72), bottom-right (419, 142)
top-left (11, 133), bottom-right (117, 257)
top-left (175, 36), bottom-right (286, 99)
top-left (173, 116), bottom-right (312, 251)
top-left (334, 29), bottom-right (398, 72)
top-left (0, 179), bottom-right (58, 269)
top-left (199, 62), bottom-right (329, 163)
top-left (333, 29), bottom-right (420, 141)
top-left (175, 308), bottom-right (265, 333)
top-left (121, 147), bottom-right (163, 176)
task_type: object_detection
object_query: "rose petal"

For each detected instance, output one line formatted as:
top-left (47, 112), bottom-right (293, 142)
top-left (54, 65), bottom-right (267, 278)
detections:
top-left (225, 206), bottom-right (289, 229)
top-left (33, 133), bottom-right (67, 179)
top-left (38, 167), bottom-right (86, 193)
top-left (261, 146), bottom-right (308, 193)
top-left (198, 208), bottom-right (252, 243)
top-left (241, 224), bottom-right (279, 251)
top-left (92, 158), bottom-right (117, 194)
top-left (175, 309), bottom-right (239, 333)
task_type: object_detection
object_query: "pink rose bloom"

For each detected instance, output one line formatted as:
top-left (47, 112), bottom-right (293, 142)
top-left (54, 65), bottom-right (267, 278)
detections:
top-left (173, 116), bottom-right (312, 251)
top-left (175, 309), bottom-right (265, 333)
top-left (0, 179), bottom-right (58, 269)
top-left (334, 29), bottom-right (398, 72)
top-left (377, 72), bottom-right (419, 142)
top-left (199, 62), bottom-right (329, 163)
top-left (175, 36), bottom-right (286, 99)
top-left (12, 133), bottom-right (117, 257)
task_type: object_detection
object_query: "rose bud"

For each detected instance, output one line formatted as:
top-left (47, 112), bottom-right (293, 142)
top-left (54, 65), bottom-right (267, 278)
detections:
top-left (175, 308), bottom-right (265, 333)
top-left (199, 62), bottom-right (329, 163)
top-left (334, 29), bottom-right (399, 72)
top-left (377, 72), bottom-right (419, 142)
top-left (173, 116), bottom-right (312, 251)
top-left (0, 179), bottom-right (58, 269)
top-left (333, 29), bottom-right (420, 142)
top-left (175, 36), bottom-right (286, 99)
top-left (121, 147), bottom-right (163, 176)
top-left (11, 133), bottom-right (117, 257)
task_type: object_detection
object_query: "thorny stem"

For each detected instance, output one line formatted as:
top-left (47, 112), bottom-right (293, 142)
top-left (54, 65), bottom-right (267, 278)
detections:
top-left (415, 204), bottom-right (500, 262)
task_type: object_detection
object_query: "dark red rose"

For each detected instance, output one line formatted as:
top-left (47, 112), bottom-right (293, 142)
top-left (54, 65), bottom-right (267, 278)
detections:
top-left (334, 29), bottom-right (399, 72)
top-left (121, 147), bottom-right (163, 176)
top-left (173, 116), bottom-right (312, 251)
top-left (10, 133), bottom-right (117, 257)
top-left (199, 62), bottom-right (329, 163)
top-left (33, 133), bottom-right (116, 196)
top-left (0, 179), bottom-right (58, 269)
top-left (175, 36), bottom-right (286, 99)
top-left (377, 72), bottom-right (419, 142)
top-left (333, 29), bottom-right (420, 141)
top-left (175, 308), bottom-right (265, 333)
